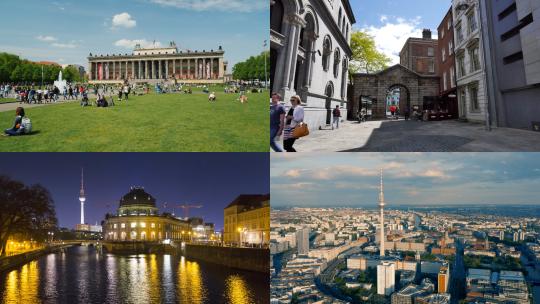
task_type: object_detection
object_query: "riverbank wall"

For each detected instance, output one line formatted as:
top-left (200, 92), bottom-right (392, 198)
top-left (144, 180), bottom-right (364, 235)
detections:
top-left (102, 241), bottom-right (165, 254)
top-left (0, 245), bottom-right (70, 273)
top-left (184, 244), bottom-right (269, 273)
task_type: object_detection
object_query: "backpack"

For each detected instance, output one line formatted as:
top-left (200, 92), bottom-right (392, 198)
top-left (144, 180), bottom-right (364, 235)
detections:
top-left (20, 117), bottom-right (32, 134)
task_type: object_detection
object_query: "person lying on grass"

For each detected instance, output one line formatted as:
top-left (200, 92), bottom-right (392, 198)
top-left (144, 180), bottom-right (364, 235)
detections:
top-left (209, 92), bottom-right (216, 102)
top-left (4, 107), bottom-right (31, 136)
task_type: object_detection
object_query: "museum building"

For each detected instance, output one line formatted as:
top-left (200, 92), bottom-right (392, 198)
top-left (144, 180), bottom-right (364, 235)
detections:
top-left (88, 41), bottom-right (227, 84)
top-left (102, 187), bottom-right (190, 242)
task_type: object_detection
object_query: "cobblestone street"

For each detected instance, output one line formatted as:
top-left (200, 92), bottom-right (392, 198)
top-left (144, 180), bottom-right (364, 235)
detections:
top-left (291, 119), bottom-right (540, 152)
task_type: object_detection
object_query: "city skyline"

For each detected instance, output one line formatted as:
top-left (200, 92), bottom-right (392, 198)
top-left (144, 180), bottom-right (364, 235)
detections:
top-left (0, 0), bottom-right (268, 68)
top-left (0, 153), bottom-right (270, 230)
top-left (271, 153), bottom-right (540, 207)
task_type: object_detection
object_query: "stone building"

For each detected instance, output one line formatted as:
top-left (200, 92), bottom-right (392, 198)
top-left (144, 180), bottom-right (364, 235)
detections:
top-left (400, 29), bottom-right (439, 76)
top-left (437, 8), bottom-right (459, 118)
top-left (270, 0), bottom-right (355, 129)
top-left (452, 0), bottom-right (488, 123)
top-left (102, 187), bottom-right (190, 242)
top-left (223, 194), bottom-right (270, 246)
top-left (88, 41), bottom-right (227, 84)
top-left (481, 0), bottom-right (540, 130)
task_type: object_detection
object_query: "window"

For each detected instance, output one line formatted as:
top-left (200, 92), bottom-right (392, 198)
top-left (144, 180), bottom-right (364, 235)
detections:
top-left (428, 47), bottom-right (434, 56)
top-left (443, 72), bottom-right (448, 91)
top-left (131, 222), bottom-right (137, 228)
top-left (469, 45), bottom-right (480, 72)
top-left (458, 55), bottom-right (466, 77)
top-left (456, 22), bottom-right (463, 43)
top-left (428, 60), bottom-right (435, 73)
top-left (447, 19), bottom-right (452, 30)
top-left (468, 10), bottom-right (477, 34)
top-left (151, 223), bottom-right (155, 228)
top-left (338, 8), bottom-right (342, 29)
top-left (140, 222), bottom-right (146, 228)
top-left (322, 36), bottom-right (332, 71)
top-left (113, 224), bottom-right (117, 229)
top-left (469, 84), bottom-right (480, 112)
top-left (442, 48), bottom-right (446, 62)
top-left (448, 41), bottom-right (453, 55)
top-left (450, 67), bottom-right (456, 87)
top-left (121, 223), bottom-right (126, 228)
top-left (441, 29), bottom-right (445, 39)
top-left (333, 48), bottom-right (341, 78)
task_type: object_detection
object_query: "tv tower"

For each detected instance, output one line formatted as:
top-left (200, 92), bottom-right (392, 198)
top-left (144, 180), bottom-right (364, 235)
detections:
top-left (79, 168), bottom-right (86, 224)
top-left (379, 168), bottom-right (385, 257)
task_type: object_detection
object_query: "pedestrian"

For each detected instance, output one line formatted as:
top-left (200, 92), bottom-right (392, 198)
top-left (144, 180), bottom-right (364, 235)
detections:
top-left (404, 108), bottom-right (410, 121)
top-left (283, 95), bottom-right (304, 152)
top-left (332, 105), bottom-right (341, 129)
top-left (270, 93), bottom-right (285, 152)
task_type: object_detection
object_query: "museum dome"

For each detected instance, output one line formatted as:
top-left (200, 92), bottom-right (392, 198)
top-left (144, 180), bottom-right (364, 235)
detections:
top-left (119, 187), bottom-right (157, 208)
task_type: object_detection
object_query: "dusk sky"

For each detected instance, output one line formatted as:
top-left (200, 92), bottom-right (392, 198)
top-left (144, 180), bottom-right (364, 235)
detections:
top-left (0, 0), bottom-right (267, 69)
top-left (0, 153), bottom-right (269, 230)
top-left (271, 153), bottom-right (540, 207)
top-left (351, 0), bottom-right (451, 64)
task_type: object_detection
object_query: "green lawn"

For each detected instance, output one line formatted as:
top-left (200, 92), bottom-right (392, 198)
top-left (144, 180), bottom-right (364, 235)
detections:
top-left (0, 87), bottom-right (268, 151)
top-left (0, 98), bottom-right (17, 104)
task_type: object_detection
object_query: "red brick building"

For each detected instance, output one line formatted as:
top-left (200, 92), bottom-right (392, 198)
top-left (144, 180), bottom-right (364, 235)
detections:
top-left (437, 7), bottom-right (459, 118)
top-left (400, 29), bottom-right (439, 76)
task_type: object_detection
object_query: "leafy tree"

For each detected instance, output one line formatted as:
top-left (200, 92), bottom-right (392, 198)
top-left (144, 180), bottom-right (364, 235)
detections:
top-left (0, 176), bottom-right (58, 256)
top-left (232, 51), bottom-right (269, 81)
top-left (350, 30), bottom-right (391, 74)
top-left (62, 66), bottom-right (81, 82)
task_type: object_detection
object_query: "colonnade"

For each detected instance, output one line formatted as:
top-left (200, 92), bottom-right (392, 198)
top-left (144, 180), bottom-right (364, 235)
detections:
top-left (89, 57), bottom-right (224, 81)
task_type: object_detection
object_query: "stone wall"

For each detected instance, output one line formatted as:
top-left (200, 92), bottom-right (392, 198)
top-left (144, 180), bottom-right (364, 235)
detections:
top-left (0, 245), bottom-right (70, 273)
top-left (185, 244), bottom-right (269, 273)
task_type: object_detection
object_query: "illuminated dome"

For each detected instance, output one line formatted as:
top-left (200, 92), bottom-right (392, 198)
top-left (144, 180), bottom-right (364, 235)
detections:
top-left (118, 187), bottom-right (158, 216)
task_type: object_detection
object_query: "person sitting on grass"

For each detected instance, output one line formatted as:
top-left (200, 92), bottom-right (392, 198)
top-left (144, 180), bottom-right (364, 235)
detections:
top-left (117, 87), bottom-right (123, 102)
top-left (4, 107), bottom-right (29, 136)
top-left (208, 92), bottom-right (216, 102)
top-left (96, 96), bottom-right (108, 107)
top-left (81, 91), bottom-right (89, 107)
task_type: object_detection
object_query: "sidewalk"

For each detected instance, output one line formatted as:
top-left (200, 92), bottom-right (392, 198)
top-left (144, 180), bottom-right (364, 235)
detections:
top-left (292, 119), bottom-right (540, 152)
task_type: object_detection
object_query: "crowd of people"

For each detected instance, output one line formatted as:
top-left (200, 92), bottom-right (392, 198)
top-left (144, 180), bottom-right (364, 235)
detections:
top-left (270, 93), bottom-right (305, 152)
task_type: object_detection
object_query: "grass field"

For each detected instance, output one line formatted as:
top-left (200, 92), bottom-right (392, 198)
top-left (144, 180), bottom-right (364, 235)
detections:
top-left (0, 87), bottom-right (268, 151)
top-left (0, 98), bottom-right (17, 104)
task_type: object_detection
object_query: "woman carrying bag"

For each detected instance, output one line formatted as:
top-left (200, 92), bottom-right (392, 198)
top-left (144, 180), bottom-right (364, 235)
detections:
top-left (283, 95), bottom-right (306, 152)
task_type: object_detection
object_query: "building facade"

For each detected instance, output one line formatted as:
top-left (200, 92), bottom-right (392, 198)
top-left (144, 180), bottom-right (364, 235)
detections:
top-left (453, 0), bottom-right (488, 123)
top-left (270, 0), bottom-right (356, 129)
top-left (438, 265), bottom-right (450, 293)
top-left (223, 194), bottom-right (270, 246)
top-left (482, 0), bottom-right (540, 130)
top-left (437, 8), bottom-right (459, 118)
top-left (102, 187), bottom-right (190, 242)
top-left (296, 227), bottom-right (310, 255)
top-left (377, 262), bottom-right (396, 295)
top-left (88, 42), bottom-right (227, 84)
top-left (400, 29), bottom-right (439, 76)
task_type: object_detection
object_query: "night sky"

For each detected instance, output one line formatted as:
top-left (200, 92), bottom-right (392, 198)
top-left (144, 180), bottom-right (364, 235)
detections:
top-left (0, 153), bottom-right (269, 230)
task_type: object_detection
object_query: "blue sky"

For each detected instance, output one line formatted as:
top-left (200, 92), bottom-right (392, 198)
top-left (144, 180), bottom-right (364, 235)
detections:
top-left (350, 0), bottom-right (452, 64)
top-left (0, 0), bottom-right (267, 71)
top-left (271, 153), bottom-right (540, 207)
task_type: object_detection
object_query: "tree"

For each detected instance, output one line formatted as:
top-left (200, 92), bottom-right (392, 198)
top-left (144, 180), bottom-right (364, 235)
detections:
top-left (0, 176), bottom-right (58, 256)
top-left (350, 30), bottom-right (391, 74)
top-left (62, 66), bottom-right (81, 82)
top-left (232, 51), bottom-right (269, 81)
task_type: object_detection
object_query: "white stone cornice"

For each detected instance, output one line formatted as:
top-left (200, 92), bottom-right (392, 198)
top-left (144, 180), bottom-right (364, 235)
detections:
top-left (285, 13), bottom-right (307, 27)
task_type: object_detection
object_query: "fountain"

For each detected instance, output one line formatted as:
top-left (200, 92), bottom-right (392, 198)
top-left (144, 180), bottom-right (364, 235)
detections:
top-left (53, 71), bottom-right (67, 92)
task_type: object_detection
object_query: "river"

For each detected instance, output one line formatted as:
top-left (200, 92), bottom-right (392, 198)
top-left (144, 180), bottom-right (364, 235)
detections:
top-left (0, 246), bottom-right (269, 303)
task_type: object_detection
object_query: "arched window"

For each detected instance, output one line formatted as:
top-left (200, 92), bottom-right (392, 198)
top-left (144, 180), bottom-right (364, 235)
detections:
top-left (322, 36), bottom-right (332, 71)
top-left (333, 48), bottom-right (341, 78)
top-left (341, 58), bottom-right (348, 99)
top-left (346, 24), bottom-right (349, 41)
top-left (270, 0), bottom-right (284, 34)
top-left (325, 81), bottom-right (334, 98)
top-left (342, 17), bottom-right (346, 34)
top-left (338, 8), bottom-right (342, 29)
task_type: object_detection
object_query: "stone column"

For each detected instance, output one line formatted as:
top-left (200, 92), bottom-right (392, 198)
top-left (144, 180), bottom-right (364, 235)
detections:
top-left (145, 61), bottom-right (148, 79)
top-left (158, 60), bottom-right (162, 79)
top-left (131, 61), bottom-right (135, 80)
top-left (187, 59), bottom-right (191, 79)
top-left (218, 57), bottom-right (224, 78)
top-left (173, 59), bottom-right (176, 79)
top-left (210, 58), bottom-right (214, 79)
top-left (165, 60), bottom-right (169, 79)
top-left (138, 60), bottom-right (142, 79)
top-left (274, 14), bottom-right (305, 94)
top-left (180, 59), bottom-right (183, 78)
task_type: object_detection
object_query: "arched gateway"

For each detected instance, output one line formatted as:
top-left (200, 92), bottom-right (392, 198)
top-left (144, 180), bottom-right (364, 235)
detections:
top-left (350, 64), bottom-right (440, 119)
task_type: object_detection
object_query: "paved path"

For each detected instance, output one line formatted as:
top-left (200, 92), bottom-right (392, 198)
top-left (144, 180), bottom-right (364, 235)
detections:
top-left (0, 100), bottom-right (78, 113)
top-left (292, 119), bottom-right (540, 152)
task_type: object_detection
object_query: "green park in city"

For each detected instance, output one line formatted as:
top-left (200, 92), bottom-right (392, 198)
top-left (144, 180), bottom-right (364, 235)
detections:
top-left (0, 51), bottom-right (269, 152)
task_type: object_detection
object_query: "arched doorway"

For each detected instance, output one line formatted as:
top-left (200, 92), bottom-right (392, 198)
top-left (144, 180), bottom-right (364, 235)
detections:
top-left (325, 81), bottom-right (334, 125)
top-left (294, 12), bottom-right (317, 95)
top-left (385, 84), bottom-right (410, 118)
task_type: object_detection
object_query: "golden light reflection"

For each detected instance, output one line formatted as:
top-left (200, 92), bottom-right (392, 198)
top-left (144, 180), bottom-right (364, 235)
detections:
top-left (225, 275), bottom-right (254, 304)
top-left (3, 261), bottom-right (40, 304)
top-left (177, 257), bottom-right (206, 303)
top-left (148, 254), bottom-right (161, 302)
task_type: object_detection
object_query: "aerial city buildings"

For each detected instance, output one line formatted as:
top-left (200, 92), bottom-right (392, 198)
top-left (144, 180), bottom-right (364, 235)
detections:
top-left (379, 168), bottom-right (386, 257)
top-left (270, 0), bottom-right (356, 129)
top-left (88, 42), bottom-right (227, 84)
top-left (223, 194), bottom-right (270, 246)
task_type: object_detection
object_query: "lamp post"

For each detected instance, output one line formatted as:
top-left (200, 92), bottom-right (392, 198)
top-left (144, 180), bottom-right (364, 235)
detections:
top-left (264, 40), bottom-right (268, 89)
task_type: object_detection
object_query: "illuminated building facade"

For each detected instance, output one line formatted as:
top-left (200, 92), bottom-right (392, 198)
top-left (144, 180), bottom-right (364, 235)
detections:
top-left (102, 187), bottom-right (190, 242)
top-left (223, 194), bottom-right (270, 246)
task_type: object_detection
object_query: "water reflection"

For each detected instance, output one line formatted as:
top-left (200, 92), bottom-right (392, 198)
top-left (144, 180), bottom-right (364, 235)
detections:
top-left (0, 246), bottom-right (268, 303)
top-left (226, 275), bottom-right (254, 304)
top-left (177, 256), bottom-right (207, 303)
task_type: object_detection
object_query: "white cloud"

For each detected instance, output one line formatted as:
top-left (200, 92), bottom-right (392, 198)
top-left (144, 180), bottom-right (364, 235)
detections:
top-left (111, 12), bottom-right (136, 29)
top-left (362, 16), bottom-right (425, 64)
top-left (51, 42), bottom-right (76, 48)
top-left (114, 39), bottom-right (162, 49)
top-left (36, 35), bottom-right (58, 42)
top-left (149, 0), bottom-right (266, 12)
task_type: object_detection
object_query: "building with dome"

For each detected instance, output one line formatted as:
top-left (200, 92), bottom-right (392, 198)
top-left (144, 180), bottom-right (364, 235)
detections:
top-left (102, 187), bottom-right (190, 242)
